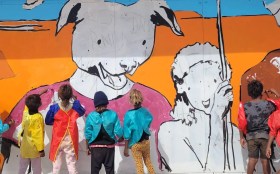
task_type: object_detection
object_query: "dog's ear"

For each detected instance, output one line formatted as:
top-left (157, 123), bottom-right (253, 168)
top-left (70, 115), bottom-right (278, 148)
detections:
top-left (151, 5), bottom-right (183, 36)
top-left (56, 1), bottom-right (82, 35)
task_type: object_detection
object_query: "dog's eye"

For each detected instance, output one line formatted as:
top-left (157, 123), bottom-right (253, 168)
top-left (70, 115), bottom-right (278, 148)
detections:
top-left (174, 75), bottom-right (184, 85)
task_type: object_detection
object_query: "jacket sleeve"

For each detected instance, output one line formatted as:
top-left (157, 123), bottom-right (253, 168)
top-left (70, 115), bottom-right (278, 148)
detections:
top-left (72, 100), bottom-right (86, 117)
top-left (32, 114), bottom-right (44, 152)
top-left (267, 98), bottom-right (280, 110)
top-left (45, 104), bottom-right (59, 125)
top-left (144, 109), bottom-right (153, 129)
top-left (0, 119), bottom-right (9, 134)
top-left (18, 106), bottom-right (28, 144)
top-left (123, 113), bottom-right (131, 140)
top-left (268, 111), bottom-right (280, 138)
top-left (238, 102), bottom-right (247, 134)
top-left (84, 114), bottom-right (93, 142)
top-left (113, 113), bottom-right (123, 140)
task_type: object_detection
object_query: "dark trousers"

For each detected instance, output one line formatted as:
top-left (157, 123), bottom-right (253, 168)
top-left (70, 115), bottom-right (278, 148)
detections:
top-left (91, 147), bottom-right (115, 174)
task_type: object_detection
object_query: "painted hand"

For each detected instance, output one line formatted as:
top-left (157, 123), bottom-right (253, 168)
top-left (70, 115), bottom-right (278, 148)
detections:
top-left (211, 80), bottom-right (233, 118)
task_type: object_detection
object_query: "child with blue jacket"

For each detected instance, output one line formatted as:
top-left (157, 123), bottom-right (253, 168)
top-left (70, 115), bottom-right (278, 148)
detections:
top-left (123, 89), bottom-right (155, 174)
top-left (84, 91), bottom-right (123, 174)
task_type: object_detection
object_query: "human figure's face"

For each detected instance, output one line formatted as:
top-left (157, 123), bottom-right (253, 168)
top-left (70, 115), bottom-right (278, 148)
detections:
top-left (173, 59), bottom-right (222, 114)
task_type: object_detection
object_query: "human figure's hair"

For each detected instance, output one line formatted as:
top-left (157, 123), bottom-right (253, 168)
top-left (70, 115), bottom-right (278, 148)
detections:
top-left (248, 80), bottom-right (263, 99)
top-left (129, 89), bottom-right (143, 107)
top-left (25, 94), bottom-right (42, 115)
top-left (58, 84), bottom-right (73, 101)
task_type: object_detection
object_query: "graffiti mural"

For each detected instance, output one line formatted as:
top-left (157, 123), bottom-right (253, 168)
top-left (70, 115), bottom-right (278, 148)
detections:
top-left (0, 0), bottom-right (280, 173)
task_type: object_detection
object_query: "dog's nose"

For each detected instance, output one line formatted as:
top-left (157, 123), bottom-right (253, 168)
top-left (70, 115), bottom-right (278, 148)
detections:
top-left (120, 61), bottom-right (137, 73)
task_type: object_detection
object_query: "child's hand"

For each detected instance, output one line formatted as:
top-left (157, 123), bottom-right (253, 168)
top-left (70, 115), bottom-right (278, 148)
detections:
top-left (39, 89), bottom-right (48, 96)
top-left (18, 137), bottom-right (22, 147)
top-left (266, 147), bottom-right (272, 158)
top-left (118, 137), bottom-right (124, 142)
top-left (8, 119), bottom-right (15, 126)
top-left (124, 148), bottom-right (129, 157)
top-left (87, 149), bottom-right (91, 156)
top-left (39, 150), bottom-right (45, 157)
top-left (240, 137), bottom-right (246, 148)
top-left (72, 95), bottom-right (77, 100)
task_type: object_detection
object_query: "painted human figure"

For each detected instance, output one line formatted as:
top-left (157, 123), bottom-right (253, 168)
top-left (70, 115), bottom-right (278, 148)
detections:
top-left (157, 42), bottom-right (245, 173)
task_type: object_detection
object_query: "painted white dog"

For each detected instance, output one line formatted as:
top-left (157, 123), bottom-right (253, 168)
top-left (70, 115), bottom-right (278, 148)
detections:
top-left (56, 0), bottom-right (183, 100)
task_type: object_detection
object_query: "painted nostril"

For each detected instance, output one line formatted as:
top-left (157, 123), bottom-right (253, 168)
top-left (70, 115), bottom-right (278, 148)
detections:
top-left (120, 64), bottom-right (127, 68)
top-left (178, 79), bottom-right (184, 85)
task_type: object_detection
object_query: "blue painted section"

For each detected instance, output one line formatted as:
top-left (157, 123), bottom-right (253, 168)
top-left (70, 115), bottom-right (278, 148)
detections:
top-left (0, 0), bottom-right (274, 21)
top-left (110, 0), bottom-right (272, 17)
top-left (0, 0), bottom-right (67, 20)
top-left (166, 0), bottom-right (271, 17)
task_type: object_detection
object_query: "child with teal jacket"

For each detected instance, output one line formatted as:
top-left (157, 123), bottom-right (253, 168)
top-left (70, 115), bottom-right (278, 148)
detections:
top-left (123, 89), bottom-right (155, 174)
top-left (84, 91), bottom-right (123, 174)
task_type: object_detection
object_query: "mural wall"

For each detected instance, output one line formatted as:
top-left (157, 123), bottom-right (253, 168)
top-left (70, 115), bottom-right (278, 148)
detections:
top-left (0, 0), bottom-right (280, 173)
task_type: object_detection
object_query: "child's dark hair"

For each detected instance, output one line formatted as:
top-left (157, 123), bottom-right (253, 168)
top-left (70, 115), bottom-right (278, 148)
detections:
top-left (25, 94), bottom-right (42, 114)
top-left (58, 84), bottom-right (73, 101)
top-left (248, 80), bottom-right (263, 99)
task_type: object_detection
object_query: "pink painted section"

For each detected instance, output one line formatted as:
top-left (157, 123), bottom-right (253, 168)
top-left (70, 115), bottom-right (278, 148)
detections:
top-left (3, 81), bottom-right (172, 142)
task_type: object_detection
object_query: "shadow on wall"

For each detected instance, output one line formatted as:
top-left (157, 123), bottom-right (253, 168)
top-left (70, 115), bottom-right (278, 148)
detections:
top-left (0, 51), bottom-right (14, 80)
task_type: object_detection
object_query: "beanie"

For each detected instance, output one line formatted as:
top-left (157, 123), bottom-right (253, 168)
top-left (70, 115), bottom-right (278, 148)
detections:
top-left (94, 91), bottom-right (109, 107)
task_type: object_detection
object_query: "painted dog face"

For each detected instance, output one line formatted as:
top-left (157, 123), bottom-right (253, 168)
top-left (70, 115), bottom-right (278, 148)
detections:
top-left (56, 0), bottom-right (183, 89)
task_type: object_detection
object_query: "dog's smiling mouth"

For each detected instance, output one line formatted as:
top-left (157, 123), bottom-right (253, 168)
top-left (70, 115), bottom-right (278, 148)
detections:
top-left (97, 63), bottom-right (128, 89)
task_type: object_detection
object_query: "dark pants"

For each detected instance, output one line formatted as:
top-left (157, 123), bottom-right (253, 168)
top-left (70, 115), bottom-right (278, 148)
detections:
top-left (91, 147), bottom-right (115, 174)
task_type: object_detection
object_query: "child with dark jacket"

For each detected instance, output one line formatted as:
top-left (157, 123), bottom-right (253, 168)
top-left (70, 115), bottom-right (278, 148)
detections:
top-left (85, 91), bottom-right (123, 174)
top-left (238, 80), bottom-right (276, 174)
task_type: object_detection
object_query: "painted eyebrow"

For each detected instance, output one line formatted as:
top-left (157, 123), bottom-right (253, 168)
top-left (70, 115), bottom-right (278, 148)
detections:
top-left (173, 60), bottom-right (220, 82)
top-left (189, 60), bottom-right (218, 69)
top-left (173, 71), bottom-right (188, 82)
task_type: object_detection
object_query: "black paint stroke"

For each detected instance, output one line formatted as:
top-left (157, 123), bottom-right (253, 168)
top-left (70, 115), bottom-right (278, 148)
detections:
top-left (183, 137), bottom-right (203, 168)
